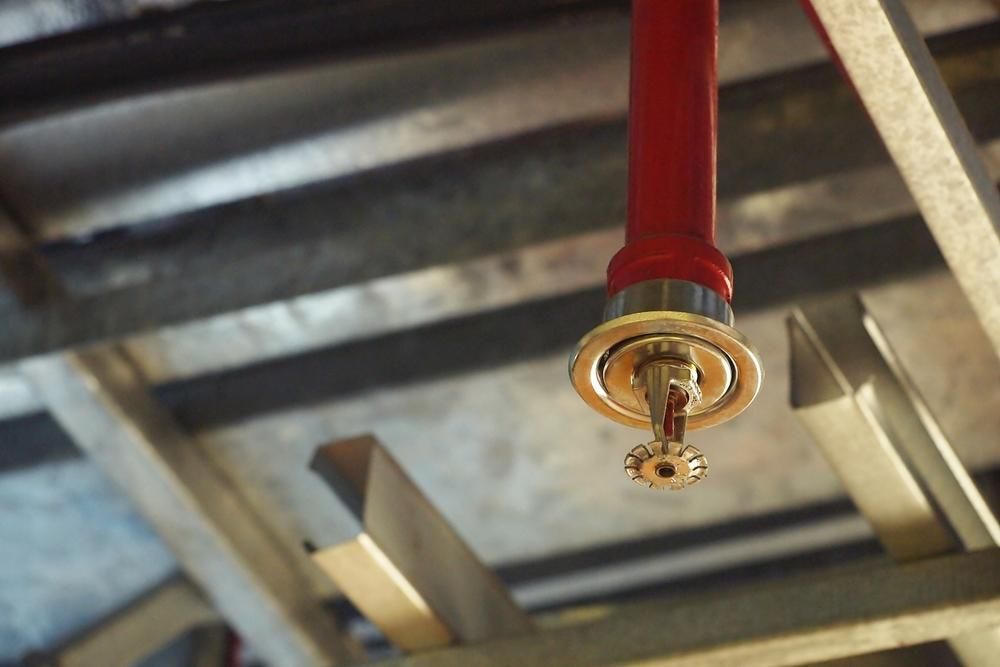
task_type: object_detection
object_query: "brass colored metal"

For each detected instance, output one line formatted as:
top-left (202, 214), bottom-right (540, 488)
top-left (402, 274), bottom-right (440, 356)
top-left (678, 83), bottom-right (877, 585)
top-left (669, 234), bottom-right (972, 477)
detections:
top-left (618, 344), bottom-right (724, 416)
top-left (571, 279), bottom-right (760, 489)
top-left (624, 440), bottom-right (708, 490)
top-left (633, 359), bottom-right (700, 443)
top-left (623, 359), bottom-right (709, 488)
top-left (570, 281), bottom-right (764, 430)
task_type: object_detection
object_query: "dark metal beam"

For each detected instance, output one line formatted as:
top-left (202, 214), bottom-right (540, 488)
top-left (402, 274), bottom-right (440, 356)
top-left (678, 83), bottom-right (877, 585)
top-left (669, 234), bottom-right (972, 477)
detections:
top-left (377, 549), bottom-right (1000, 667)
top-left (159, 214), bottom-right (945, 430)
top-left (4, 29), bottom-right (993, 364)
top-left (2, 0), bottom-right (993, 129)
top-left (2, 10), bottom-right (995, 241)
top-left (0, 206), bottom-right (956, 421)
top-left (0, 0), bottom-right (626, 125)
top-left (0, 200), bottom-right (62, 306)
top-left (0, 204), bottom-right (956, 423)
top-left (19, 347), bottom-right (360, 667)
top-left (0, 23), bottom-right (993, 423)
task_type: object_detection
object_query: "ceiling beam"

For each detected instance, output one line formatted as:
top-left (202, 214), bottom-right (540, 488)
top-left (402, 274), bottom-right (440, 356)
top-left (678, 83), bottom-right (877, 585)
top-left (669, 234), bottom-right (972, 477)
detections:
top-left (2, 9), bottom-right (996, 241)
top-left (0, 0), bottom-right (629, 125)
top-left (790, 295), bottom-right (1000, 663)
top-left (2, 34), bottom-right (997, 366)
top-left (2, 0), bottom-right (994, 127)
top-left (32, 576), bottom-right (218, 667)
top-left (18, 348), bottom-right (360, 667)
top-left (377, 549), bottom-right (1000, 667)
top-left (809, 0), bottom-right (1000, 356)
top-left (0, 213), bottom-right (950, 423)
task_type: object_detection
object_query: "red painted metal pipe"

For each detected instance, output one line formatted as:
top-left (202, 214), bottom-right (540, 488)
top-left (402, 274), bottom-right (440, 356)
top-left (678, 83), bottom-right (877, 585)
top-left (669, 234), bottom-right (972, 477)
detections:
top-left (607, 0), bottom-right (733, 302)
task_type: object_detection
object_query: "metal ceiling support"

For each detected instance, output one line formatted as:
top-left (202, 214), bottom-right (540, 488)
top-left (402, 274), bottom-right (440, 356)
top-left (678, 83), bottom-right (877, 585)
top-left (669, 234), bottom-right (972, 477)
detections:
top-left (28, 576), bottom-right (218, 667)
top-left (0, 30), bottom-right (994, 371)
top-left (509, 511), bottom-right (874, 610)
top-left (309, 436), bottom-right (532, 651)
top-left (789, 295), bottom-right (1000, 664)
top-left (374, 549), bottom-right (1000, 667)
top-left (0, 213), bottom-right (952, 424)
top-left (2, 0), bottom-right (990, 127)
top-left (0, 203), bottom-right (61, 306)
top-left (790, 296), bottom-right (1000, 549)
top-left (0, 25), bottom-right (993, 412)
top-left (18, 348), bottom-right (358, 667)
top-left (0, 0), bottom-right (630, 125)
top-left (3, 6), bottom-right (995, 244)
top-left (6, 125), bottom-right (998, 421)
top-left (807, 0), bottom-right (1000, 357)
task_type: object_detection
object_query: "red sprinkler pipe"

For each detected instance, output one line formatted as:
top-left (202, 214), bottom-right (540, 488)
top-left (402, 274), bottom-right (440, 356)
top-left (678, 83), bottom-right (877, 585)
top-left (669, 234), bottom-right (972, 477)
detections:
top-left (607, 0), bottom-right (733, 302)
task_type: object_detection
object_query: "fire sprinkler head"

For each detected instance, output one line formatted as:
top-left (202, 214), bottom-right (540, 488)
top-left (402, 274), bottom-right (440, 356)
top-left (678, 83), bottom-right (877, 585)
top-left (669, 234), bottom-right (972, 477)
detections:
top-left (572, 0), bottom-right (762, 489)
top-left (569, 279), bottom-right (763, 488)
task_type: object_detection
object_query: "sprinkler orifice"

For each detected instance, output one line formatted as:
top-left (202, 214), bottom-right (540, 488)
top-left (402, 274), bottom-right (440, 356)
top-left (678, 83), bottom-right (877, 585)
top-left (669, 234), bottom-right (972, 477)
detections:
top-left (569, 0), bottom-right (762, 490)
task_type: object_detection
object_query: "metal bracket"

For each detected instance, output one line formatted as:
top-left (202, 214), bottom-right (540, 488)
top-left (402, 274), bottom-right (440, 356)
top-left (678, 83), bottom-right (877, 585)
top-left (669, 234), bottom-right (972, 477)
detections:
top-left (309, 435), bottom-right (533, 652)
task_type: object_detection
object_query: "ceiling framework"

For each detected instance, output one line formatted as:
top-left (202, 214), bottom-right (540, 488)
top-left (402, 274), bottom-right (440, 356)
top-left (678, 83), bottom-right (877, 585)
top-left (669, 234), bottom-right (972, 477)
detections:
top-left (0, 15), bottom-right (995, 409)
top-left (18, 348), bottom-right (358, 667)
top-left (1, 0), bottom-right (1000, 664)
top-left (790, 296), bottom-right (1000, 660)
top-left (809, 0), bottom-right (1000, 356)
top-left (375, 549), bottom-right (1000, 667)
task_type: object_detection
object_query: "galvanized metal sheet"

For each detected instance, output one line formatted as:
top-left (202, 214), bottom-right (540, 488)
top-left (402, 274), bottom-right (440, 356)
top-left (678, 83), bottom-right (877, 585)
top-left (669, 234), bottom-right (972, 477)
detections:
top-left (375, 549), bottom-right (1000, 667)
top-left (18, 349), bottom-right (357, 667)
top-left (810, 0), bottom-right (1000, 356)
